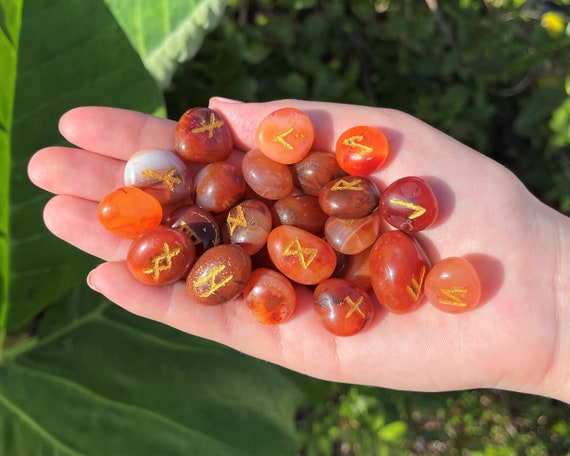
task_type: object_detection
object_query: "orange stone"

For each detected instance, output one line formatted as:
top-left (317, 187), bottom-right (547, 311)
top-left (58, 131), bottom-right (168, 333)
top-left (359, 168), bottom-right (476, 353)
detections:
top-left (425, 257), bottom-right (481, 314)
top-left (313, 278), bottom-right (374, 336)
top-left (98, 186), bottom-right (162, 239)
top-left (243, 268), bottom-right (296, 325)
top-left (255, 107), bottom-right (314, 164)
top-left (335, 125), bottom-right (389, 176)
top-left (267, 225), bottom-right (336, 285)
top-left (369, 230), bottom-right (431, 313)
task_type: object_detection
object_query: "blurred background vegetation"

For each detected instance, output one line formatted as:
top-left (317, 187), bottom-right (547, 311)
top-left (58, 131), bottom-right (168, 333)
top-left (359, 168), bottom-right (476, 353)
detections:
top-left (164, 0), bottom-right (570, 454)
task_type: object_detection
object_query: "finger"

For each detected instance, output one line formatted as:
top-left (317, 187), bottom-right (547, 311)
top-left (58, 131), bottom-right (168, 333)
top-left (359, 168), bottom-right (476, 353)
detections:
top-left (29, 146), bottom-right (125, 201)
top-left (44, 195), bottom-right (132, 261)
top-left (59, 106), bottom-right (176, 160)
top-left (209, 97), bottom-right (493, 180)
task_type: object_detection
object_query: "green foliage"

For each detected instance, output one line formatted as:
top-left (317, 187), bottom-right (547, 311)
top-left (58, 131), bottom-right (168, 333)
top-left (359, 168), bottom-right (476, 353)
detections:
top-left (297, 386), bottom-right (570, 455)
top-left (166, 0), bottom-right (570, 214)
top-left (0, 0), bottom-right (303, 454)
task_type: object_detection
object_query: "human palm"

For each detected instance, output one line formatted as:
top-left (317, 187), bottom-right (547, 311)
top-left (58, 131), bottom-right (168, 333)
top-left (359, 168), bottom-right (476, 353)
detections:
top-left (28, 98), bottom-right (570, 402)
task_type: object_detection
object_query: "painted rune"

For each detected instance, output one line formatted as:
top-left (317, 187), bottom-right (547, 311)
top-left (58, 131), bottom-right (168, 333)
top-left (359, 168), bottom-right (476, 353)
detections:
top-left (193, 264), bottom-right (233, 298)
top-left (344, 296), bottom-right (365, 318)
top-left (283, 237), bottom-right (318, 269)
top-left (143, 242), bottom-right (182, 280)
top-left (142, 167), bottom-right (182, 192)
top-left (226, 205), bottom-right (248, 236)
top-left (439, 287), bottom-right (468, 307)
top-left (191, 113), bottom-right (225, 138)
top-left (343, 135), bottom-right (374, 155)
top-left (330, 178), bottom-right (363, 191)
top-left (406, 265), bottom-right (426, 301)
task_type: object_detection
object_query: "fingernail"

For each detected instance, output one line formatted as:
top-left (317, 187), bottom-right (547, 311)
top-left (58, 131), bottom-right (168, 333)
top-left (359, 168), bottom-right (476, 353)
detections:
top-left (86, 270), bottom-right (101, 293)
top-left (210, 96), bottom-right (243, 104)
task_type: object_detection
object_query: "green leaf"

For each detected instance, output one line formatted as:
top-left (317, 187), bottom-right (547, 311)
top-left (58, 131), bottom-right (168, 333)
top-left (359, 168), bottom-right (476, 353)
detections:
top-left (0, 287), bottom-right (303, 455)
top-left (103, 0), bottom-right (228, 89)
top-left (0, 0), bottom-right (23, 335)
top-left (378, 420), bottom-right (407, 444)
top-left (6, 0), bottom-right (165, 329)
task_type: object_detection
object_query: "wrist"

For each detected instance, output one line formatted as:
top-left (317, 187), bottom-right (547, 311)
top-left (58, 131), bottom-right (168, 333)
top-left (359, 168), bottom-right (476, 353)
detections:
top-left (536, 207), bottom-right (570, 403)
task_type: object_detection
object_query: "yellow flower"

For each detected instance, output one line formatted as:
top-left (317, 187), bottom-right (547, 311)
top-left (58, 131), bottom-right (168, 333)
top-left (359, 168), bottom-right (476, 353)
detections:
top-left (541, 12), bottom-right (565, 38)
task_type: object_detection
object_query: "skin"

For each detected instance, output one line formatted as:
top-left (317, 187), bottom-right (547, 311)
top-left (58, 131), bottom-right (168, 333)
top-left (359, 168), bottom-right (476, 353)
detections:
top-left (28, 98), bottom-right (570, 403)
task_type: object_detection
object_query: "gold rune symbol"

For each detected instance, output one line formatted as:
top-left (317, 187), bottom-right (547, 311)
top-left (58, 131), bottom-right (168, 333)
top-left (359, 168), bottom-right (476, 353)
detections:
top-left (344, 296), bottom-right (365, 318)
top-left (177, 221), bottom-right (203, 245)
top-left (273, 127), bottom-right (296, 150)
top-left (193, 264), bottom-right (233, 298)
top-left (330, 178), bottom-right (363, 191)
top-left (191, 113), bottom-right (225, 138)
top-left (388, 198), bottom-right (426, 220)
top-left (226, 205), bottom-right (248, 236)
top-left (439, 288), bottom-right (468, 307)
top-left (282, 237), bottom-right (317, 269)
top-left (343, 135), bottom-right (373, 155)
top-left (143, 243), bottom-right (181, 280)
top-left (142, 167), bottom-right (182, 192)
top-left (406, 265), bottom-right (426, 301)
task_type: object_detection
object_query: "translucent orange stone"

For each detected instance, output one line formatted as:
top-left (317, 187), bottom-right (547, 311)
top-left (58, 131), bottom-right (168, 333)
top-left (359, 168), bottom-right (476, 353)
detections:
top-left (186, 244), bottom-right (252, 305)
top-left (313, 278), bottom-right (374, 336)
top-left (335, 126), bottom-right (389, 176)
top-left (342, 246), bottom-right (372, 291)
top-left (267, 225), bottom-right (336, 285)
top-left (127, 226), bottom-right (196, 285)
top-left (293, 150), bottom-right (347, 196)
top-left (174, 107), bottom-right (233, 163)
top-left (194, 161), bottom-right (246, 214)
top-left (425, 257), bottom-right (481, 314)
top-left (98, 186), bottom-right (162, 239)
top-left (271, 195), bottom-right (328, 234)
top-left (369, 231), bottom-right (431, 313)
top-left (379, 176), bottom-right (439, 233)
top-left (324, 212), bottom-right (381, 255)
top-left (223, 199), bottom-right (272, 255)
top-left (241, 148), bottom-right (293, 200)
top-left (318, 176), bottom-right (380, 219)
top-left (255, 107), bottom-right (314, 164)
top-left (243, 268), bottom-right (296, 325)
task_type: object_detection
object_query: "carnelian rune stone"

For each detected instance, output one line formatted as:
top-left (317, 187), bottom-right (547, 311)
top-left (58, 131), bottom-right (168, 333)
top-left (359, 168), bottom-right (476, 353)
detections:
top-left (369, 230), bottom-right (431, 313)
top-left (242, 148), bottom-right (293, 200)
top-left (174, 107), bottom-right (233, 163)
top-left (243, 268), bottom-right (296, 325)
top-left (379, 176), bottom-right (439, 233)
top-left (255, 107), bottom-right (314, 164)
top-left (335, 125), bottom-right (389, 176)
top-left (186, 244), bottom-right (252, 305)
top-left (127, 226), bottom-right (196, 285)
top-left (425, 257), bottom-right (481, 314)
top-left (319, 176), bottom-right (380, 219)
top-left (313, 278), bottom-right (374, 336)
top-left (267, 225), bottom-right (336, 285)
top-left (98, 186), bottom-right (162, 239)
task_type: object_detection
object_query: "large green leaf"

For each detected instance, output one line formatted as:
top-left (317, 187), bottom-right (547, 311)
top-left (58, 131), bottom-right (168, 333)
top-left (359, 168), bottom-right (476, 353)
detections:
top-left (0, 0), bottom-right (23, 335)
top-left (6, 0), bottom-right (165, 329)
top-left (104, 0), bottom-right (228, 89)
top-left (0, 287), bottom-right (303, 455)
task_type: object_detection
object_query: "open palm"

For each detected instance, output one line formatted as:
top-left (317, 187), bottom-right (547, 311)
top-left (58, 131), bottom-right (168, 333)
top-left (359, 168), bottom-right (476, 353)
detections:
top-left (28, 98), bottom-right (570, 402)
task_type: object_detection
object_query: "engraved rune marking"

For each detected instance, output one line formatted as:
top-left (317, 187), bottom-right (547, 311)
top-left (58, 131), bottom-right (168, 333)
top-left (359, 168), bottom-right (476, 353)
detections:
top-left (143, 243), bottom-right (181, 280)
top-left (406, 265), bottom-right (426, 301)
top-left (273, 127), bottom-right (296, 150)
top-left (191, 113), bottom-right (225, 138)
top-left (178, 221), bottom-right (202, 245)
top-left (388, 198), bottom-right (427, 220)
top-left (193, 264), bottom-right (233, 298)
top-left (330, 179), bottom-right (363, 191)
top-left (142, 167), bottom-right (182, 192)
top-left (343, 135), bottom-right (373, 155)
top-left (226, 205), bottom-right (248, 236)
top-left (439, 288), bottom-right (468, 307)
top-left (344, 296), bottom-right (365, 318)
top-left (282, 237), bottom-right (317, 269)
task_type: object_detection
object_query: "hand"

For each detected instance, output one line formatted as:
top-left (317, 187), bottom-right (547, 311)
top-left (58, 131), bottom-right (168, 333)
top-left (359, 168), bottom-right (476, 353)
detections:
top-left (28, 98), bottom-right (570, 402)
